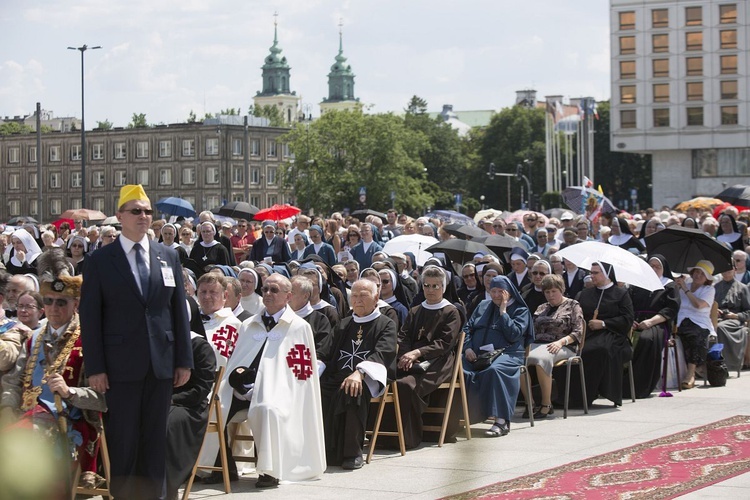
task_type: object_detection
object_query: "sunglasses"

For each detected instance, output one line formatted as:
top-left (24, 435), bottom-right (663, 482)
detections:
top-left (43, 297), bottom-right (70, 307)
top-left (261, 286), bottom-right (282, 294)
top-left (507, 227), bottom-right (517, 231)
top-left (124, 208), bottom-right (154, 216)
top-left (531, 271), bottom-right (547, 276)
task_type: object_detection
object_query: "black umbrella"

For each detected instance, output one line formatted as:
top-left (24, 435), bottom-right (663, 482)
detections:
top-left (442, 223), bottom-right (488, 240)
top-left (645, 226), bottom-right (732, 274)
top-left (351, 209), bottom-right (388, 221)
top-left (715, 184), bottom-right (750, 208)
top-left (7, 216), bottom-right (39, 225)
top-left (425, 239), bottom-right (497, 265)
top-left (214, 201), bottom-right (259, 220)
top-left (472, 234), bottom-right (524, 254)
top-left (542, 208), bottom-right (568, 220)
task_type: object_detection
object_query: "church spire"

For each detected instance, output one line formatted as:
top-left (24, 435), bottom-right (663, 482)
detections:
top-left (258, 12), bottom-right (292, 96)
top-left (323, 19), bottom-right (356, 103)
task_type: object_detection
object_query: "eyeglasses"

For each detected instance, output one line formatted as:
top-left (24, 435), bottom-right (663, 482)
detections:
top-left (261, 286), bottom-right (282, 294)
top-left (422, 283), bottom-right (442, 290)
top-left (43, 297), bottom-right (70, 307)
top-left (17, 304), bottom-right (39, 311)
top-left (506, 227), bottom-right (517, 232)
top-left (124, 208), bottom-right (154, 216)
top-left (103, 234), bottom-right (115, 239)
top-left (531, 271), bottom-right (547, 276)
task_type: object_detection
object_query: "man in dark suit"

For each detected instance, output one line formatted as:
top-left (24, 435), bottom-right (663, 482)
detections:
top-left (562, 258), bottom-right (588, 299)
top-left (80, 185), bottom-right (193, 499)
top-left (248, 220), bottom-right (292, 263)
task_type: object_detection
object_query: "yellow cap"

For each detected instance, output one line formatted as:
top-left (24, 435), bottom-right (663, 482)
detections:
top-left (118, 184), bottom-right (150, 209)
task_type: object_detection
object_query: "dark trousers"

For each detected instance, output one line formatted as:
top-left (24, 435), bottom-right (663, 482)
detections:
top-left (105, 367), bottom-right (173, 500)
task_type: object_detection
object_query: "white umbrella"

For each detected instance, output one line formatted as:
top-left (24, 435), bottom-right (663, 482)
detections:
top-left (556, 241), bottom-right (664, 292)
top-left (382, 234), bottom-right (439, 267)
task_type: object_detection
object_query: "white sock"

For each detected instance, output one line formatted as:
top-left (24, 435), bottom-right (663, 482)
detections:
top-left (494, 418), bottom-right (505, 425)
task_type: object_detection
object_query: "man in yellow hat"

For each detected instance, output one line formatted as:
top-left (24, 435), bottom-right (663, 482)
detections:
top-left (80, 184), bottom-right (193, 499)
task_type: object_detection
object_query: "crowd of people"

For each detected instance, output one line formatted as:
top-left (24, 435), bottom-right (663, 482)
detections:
top-left (0, 194), bottom-right (748, 498)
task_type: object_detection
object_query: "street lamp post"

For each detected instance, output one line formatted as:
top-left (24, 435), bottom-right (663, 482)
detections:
top-left (299, 103), bottom-right (313, 213)
top-left (68, 44), bottom-right (101, 209)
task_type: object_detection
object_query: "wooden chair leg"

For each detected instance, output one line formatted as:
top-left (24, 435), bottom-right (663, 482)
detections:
top-left (458, 373), bottom-right (471, 441)
top-left (564, 361), bottom-right (572, 419)
top-left (366, 389), bottom-right (389, 464)
top-left (390, 382), bottom-right (406, 456)
top-left (628, 361), bottom-right (636, 402)
top-left (521, 366), bottom-right (534, 427)
top-left (437, 376), bottom-right (458, 447)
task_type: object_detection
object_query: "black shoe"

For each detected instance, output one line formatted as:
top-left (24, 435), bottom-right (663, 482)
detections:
top-left (202, 471), bottom-right (238, 484)
top-left (341, 455), bottom-right (364, 470)
top-left (533, 404), bottom-right (554, 419)
top-left (255, 474), bottom-right (279, 488)
top-left (521, 405), bottom-right (539, 419)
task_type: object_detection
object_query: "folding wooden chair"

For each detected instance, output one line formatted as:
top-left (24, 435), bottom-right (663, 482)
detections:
top-left (520, 345), bottom-right (535, 427)
top-left (423, 331), bottom-right (473, 445)
top-left (229, 412), bottom-right (257, 466)
top-left (555, 323), bottom-right (589, 419)
top-left (365, 381), bottom-right (405, 464)
top-left (182, 366), bottom-right (231, 499)
top-left (72, 417), bottom-right (112, 499)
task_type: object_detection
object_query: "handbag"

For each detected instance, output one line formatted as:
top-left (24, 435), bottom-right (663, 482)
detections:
top-left (471, 348), bottom-right (505, 371)
top-left (706, 343), bottom-right (729, 387)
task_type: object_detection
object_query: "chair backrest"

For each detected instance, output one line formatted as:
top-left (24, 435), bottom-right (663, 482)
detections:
top-left (710, 301), bottom-right (719, 330)
top-left (576, 322), bottom-right (587, 355)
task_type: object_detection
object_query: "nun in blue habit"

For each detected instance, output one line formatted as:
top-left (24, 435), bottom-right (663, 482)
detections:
top-left (462, 275), bottom-right (534, 437)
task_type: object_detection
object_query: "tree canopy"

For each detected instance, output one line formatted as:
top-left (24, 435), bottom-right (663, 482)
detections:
top-left (128, 113), bottom-right (149, 128)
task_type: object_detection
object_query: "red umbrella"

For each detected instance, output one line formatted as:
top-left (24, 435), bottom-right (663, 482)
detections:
top-left (254, 204), bottom-right (301, 221)
top-left (50, 218), bottom-right (75, 229)
top-left (712, 202), bottom-right (750, 219)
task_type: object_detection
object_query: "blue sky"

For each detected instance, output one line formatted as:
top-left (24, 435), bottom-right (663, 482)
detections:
top-left (0, 0), bottom-right (611, 127)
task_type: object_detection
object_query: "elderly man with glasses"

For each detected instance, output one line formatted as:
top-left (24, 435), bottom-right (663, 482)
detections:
top-left (248, 220), bottom-right (292, 264)
top-left (231, 219), bottom-right (256, 263)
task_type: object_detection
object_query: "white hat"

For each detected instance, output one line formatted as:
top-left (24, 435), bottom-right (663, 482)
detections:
top-left (560, 211), bottom-right (574, 221)
top-left (687, 260), bottom-right (715, 281)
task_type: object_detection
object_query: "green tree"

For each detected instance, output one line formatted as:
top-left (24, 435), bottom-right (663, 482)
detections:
top-left (405, 95), bottom-right (428, 115)
top-left (249, 104), bottom-right (285, 127)
top-left (95, 119), bottom-right (113, 130)
top-left (218, 108), bottom-right (239, 115)
top-left (187, 110), bottom-right (197, 123)
top-left (282, 110), bottom-right (433, 215)
top-left (593, 101), bottom-right (652, 210)
top-left (128, 113), bottom-right (148, 128)
top-left (0, 122), bottom-right (34, 135)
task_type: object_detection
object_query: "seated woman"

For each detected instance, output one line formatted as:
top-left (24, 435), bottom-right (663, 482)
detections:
top-left (520, 260), bottom-right (552, 316)
top-left (378, 268), bottom-right (409, 327)
top-left (15, 290), bottom-right (44, 333)
top-left (714, 267), bottom-right (750, 374)
top-left (675, 260), bottom-right (715, 389)
top-left (555, 262), bottom-right (634, 408)
top-left (189, 221), bottom-right (230, 276)
top-left (716, 213), bottom-right (745, 252)
top-left (607, 216), bottom-right (645, 254)
top-left (291, 232), bottom-right (309, 261)
top-left (165, 331), bottom-right (216, 499)
top-left (628, 255), bottom-right (679, 398)
top-left (463, 275), bottom-right (533, 437)
top-left (6, 229), bottom-right (42, 275)
top-left (66, 235), bottom-right (88, 275)
top-left (521, 274), bottom-right (584, 418)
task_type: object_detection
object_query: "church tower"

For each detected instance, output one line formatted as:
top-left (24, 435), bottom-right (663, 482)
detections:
top-left (253, 14), bottom-right (300, 124)
top-left (319, 22), bottom-right (361, 114)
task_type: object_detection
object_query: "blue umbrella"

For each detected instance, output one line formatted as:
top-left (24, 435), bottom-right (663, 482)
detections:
top-left (424, 210), bottom-right (477, 226)
top-left (156, 197), bottom-right (196, 217)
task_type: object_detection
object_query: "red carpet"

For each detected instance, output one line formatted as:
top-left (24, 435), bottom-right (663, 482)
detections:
top-left (444, 415), bottom-right (750, 499)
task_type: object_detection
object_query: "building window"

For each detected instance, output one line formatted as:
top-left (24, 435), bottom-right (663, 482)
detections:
top-left (685, 32), bottom-right (702, 51)
top-left (114, 142), bottom-right (126, 160)
top-left (282, 143), bottom-right (290, 158)
top-left (8, 200), bottom-right (20, 217)
top-left (206, 196), bottom-right (220, 211)
top-left (620, 60), bottom-right (636, 79)
top-left (71, 172), bottom-right (82, 188)
top-left (250, 195), bottom-right (260, 208)
top-left (70, 198), bottom-right (82, 210)
top-left (71, 145), bottom-right (82, 161)
top-left (50, 199), bottom-right (61, 215)
top-left (687, 107), bottom-right (703, 126)
top-left (136, 141), bottom-right (149, 159)
top-left (251, 167), bottom-right (260, 184)
top-left (268, 195), bottom-right (278, 206)
top-left (267, 140), bottom-right (277, 157)
top-left (114, 170), bottom-right (127, 187)
top-left (721, 54), bottom-right (738, 74)
top-left (653, 84), bottom-right (670, 103)
top-left (159, 140), bottom-right (172, 158)
top-left (685, 6), bottom-right (702, 26)
top-left (92, 143), bottom-right (104, 160)
top-left (29, 199), bottom-right (38, 216)
top-left (136, 169), bottom-right (149, 185)
top-left (721, 105), bottom-right (739, 125)
top-left (8, 173), bottom-right (20, 190)
top-left (232, 193), bottom-right (244, 202)
top-left (652, 8), bottom-right (668, 28)
top-left (620, 85), bottom-right (636, 104)
top-left (686, 57), bottom-right (703, 76)
top-left (232, 165), bottom-right (243, 184)
top-left (49, 146), bottom-right (61, 162)
top-left (620, 36), bottom-right (636, 55)
top-left (93, 171), bottom-right (105, 187)
top-left (720, 30), bottom-right (737, 49)
top-left (686, 82), bottom-right (703, 101)
top-left (720, 4), bottom-right (737, 24)
top-left (29, 172), bottom-right (37, 189)
top-left (653, 59), bottom-right (669, 78)
top-left (653, 108), bottom-right (670, 127)
top-left (721, 80), bottom-right (738, 100)
top-left (652, 34), bottom-right (669, 53)
top-left (28, 146), bottom-right (37, 163)
top-left (8, 147), bottom-right (19, 163)
top-left (49, 172), bottom-right (61, 188)
top-left (182, 139), bottom-right (195, 157)
top-left (205, 167), bottom-right (219, 184)
top-left (182, 167), bottom-right (195, 185)
top-left (159, 168), bottom-right (172, 186)
top-left (232, 138), bottom-right (242, 156)
top-left (206, 138), bottom-right (219, 156)
top-left (619, 11), bottom-right (635, 30)
top-left (92, 198), bottom-right (105, 212)
top-left (250, 139), bottom-right (260, 156)
top-left (267, 167), bottom-right (277, 185)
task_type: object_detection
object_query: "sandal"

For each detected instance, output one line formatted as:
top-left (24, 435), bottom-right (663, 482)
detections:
top-left (521, 405), bottom-right (539, 419)
top-left (485, 421), bottom-right (510, 437)
top-left (681, 380), bottom-right (695, 390)
top-left (533, 404), bottom-right (554, 419)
